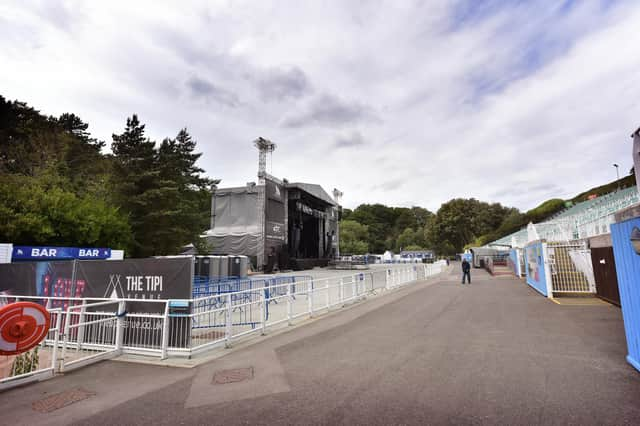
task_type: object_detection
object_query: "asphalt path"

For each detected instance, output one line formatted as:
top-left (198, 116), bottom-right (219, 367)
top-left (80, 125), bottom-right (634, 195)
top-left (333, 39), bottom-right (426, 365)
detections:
top-left (2, 265), bottom-right (639, 425)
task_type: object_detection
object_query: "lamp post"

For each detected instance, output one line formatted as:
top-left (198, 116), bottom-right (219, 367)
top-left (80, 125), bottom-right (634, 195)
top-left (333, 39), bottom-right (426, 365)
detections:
top-left (613, 163), bottom-right (620, 190)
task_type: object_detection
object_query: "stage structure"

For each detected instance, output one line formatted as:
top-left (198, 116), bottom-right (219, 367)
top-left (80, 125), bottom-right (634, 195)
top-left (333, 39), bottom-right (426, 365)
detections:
top-left (203, 138), bottom-right (341, 271)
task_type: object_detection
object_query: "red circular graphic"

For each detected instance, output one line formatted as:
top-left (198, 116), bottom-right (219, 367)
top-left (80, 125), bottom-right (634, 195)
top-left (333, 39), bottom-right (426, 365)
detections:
top-left (0, 302), bottom-right (51, 355)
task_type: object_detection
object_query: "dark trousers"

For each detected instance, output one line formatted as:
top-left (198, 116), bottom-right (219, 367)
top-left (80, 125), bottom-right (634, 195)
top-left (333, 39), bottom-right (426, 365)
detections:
top-left (462, 271), bottom-right (471, 284)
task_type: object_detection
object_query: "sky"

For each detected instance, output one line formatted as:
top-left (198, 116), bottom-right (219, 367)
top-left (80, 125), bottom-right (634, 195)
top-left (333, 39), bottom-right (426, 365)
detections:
top-left (1, 0), bottom-right (639, 212)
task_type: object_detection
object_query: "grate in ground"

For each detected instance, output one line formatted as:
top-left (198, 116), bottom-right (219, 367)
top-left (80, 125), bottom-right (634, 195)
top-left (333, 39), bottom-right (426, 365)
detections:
top-left (212, 367), bottom-right (254, 385)
top-left (32, 388), bottom-right (95, 413)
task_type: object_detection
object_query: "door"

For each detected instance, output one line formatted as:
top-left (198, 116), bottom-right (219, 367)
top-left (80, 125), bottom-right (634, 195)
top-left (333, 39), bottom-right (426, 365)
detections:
top-left (590, 247), bottom-right (620, 306)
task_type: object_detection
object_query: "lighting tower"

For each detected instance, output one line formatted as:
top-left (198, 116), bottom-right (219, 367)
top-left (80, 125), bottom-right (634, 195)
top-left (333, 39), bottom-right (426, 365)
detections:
top-left (254, 137), bottom-right (276, 185)
top-left (332, 188), bottom-right (343, 204)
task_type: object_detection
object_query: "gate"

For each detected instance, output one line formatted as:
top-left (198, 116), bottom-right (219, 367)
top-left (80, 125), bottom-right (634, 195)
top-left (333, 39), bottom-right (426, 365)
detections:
top-left (58, 300), bottom-right (124, 373)
top-left (547, 242), bottom-right (596, 293)
top-left (590, 247), bottom-right (620, 306)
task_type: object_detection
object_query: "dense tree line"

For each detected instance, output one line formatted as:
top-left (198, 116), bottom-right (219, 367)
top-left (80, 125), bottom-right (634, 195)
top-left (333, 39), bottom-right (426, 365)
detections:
top-left (0, 96), bottom-right (213, 257)
top-left (341, 176), bottom-right (634, 255)
top-left (340, 200), bottom-right (518, 256)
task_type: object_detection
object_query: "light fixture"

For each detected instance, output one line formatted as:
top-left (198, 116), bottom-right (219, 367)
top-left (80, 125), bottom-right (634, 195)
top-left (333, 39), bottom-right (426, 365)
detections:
top-left (631, 226), bottom-right (640, 255)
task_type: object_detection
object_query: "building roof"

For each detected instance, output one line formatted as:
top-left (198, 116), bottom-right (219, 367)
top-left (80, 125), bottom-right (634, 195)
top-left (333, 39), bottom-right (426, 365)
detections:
top-left (286, 182), bottom-right (338, 206)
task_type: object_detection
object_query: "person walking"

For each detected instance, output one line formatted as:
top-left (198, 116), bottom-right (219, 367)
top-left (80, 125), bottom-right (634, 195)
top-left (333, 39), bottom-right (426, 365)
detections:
top-left (461, 258), bottom-right (471, 284)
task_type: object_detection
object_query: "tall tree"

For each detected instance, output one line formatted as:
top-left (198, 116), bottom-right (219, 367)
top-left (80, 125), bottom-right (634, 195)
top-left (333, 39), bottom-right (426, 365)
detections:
top-left (111, 115), bottom-right (159, 256)
top-left (152, 129), bottom-right (212, 254)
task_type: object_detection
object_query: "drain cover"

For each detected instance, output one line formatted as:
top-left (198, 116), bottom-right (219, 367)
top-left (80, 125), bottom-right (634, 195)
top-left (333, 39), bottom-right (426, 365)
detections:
top-left (212, 367), bottom-right (254, 385)
top-left (32, 388), bottom-right (95, 413)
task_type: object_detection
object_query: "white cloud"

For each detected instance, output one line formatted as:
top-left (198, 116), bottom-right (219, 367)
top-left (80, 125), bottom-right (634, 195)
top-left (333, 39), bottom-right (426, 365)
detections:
top-left (1, 0), bottom-right (639, 212)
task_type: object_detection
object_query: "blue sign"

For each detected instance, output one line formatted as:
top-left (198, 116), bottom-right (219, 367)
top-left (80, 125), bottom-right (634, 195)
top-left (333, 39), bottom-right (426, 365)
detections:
top-left (12, 246), bottom-right (112, 261)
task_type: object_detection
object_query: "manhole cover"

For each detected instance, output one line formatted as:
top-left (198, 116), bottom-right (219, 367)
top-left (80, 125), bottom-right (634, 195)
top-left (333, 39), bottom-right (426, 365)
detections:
top-left (32, 388), bottom-right (95, 413)
top-left (212, 367), bottom-right (254, 385)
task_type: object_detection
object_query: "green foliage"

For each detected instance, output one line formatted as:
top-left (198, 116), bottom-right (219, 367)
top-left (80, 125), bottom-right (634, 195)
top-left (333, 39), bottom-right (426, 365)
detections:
top-left (570, 174), bottom-right (636, 203)
top-left (0, 96), bottom-right (215, 257)
top-left (402, 244), bottom-right (424, 251)
top-left (396, 227), bottom-right (424, 251)
top-left (472, 172), bottom-right (637, 246)
top-left (11, 346), bottom-right (40, 376)
top-left (342, 198), bottom-right (514, 255)
top-left (426, 198), bottom-right (515, 253)
top-left (345, 204), bottom-right (434, 253)
top-left (193, 238), bottom-right (214, 255)
top-left (0, 167), bottom-right (131, 248)
top-left (339, 220), bottom-right (369, 254)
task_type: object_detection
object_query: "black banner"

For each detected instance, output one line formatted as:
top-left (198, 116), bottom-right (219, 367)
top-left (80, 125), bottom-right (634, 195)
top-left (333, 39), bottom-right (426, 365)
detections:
top-left (0, 258), bottom-right (193, 313)
top-left (265, 180), bottom-right (287, 270)
top-left (76, 257), bottom-right (192, 313)
top-left (0, 261), bottom-right (78, 311)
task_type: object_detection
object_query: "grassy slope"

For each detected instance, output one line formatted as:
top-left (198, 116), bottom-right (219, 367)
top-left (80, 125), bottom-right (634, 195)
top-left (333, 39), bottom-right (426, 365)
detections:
top-left (482, 174), bottom-right (637, 245)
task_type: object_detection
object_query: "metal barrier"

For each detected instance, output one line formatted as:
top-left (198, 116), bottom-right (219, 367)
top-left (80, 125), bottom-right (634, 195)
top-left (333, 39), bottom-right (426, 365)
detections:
top-left (547, 242), bottom-right (595, 293)
top-left (0, 308), bottom-right (62, 391)
top-left (0, 263), bottom-right (447, 389)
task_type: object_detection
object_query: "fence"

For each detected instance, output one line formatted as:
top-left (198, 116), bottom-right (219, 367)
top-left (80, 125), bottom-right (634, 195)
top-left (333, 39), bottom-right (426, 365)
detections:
top-left (0, 308), bottom-right (62, 391)
top-left (0, 262), bottom-right (447, 390)
top-left (547, 241), bottom-right (595, 293)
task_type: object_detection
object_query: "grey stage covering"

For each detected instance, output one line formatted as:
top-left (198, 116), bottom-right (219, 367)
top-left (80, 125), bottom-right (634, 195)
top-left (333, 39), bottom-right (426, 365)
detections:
top-left (204, 187), bottom-right (260, 256)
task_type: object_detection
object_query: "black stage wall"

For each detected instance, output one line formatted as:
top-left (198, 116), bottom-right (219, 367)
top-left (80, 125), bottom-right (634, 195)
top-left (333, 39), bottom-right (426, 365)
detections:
top-left (265, 179), bottom-right (287, 272)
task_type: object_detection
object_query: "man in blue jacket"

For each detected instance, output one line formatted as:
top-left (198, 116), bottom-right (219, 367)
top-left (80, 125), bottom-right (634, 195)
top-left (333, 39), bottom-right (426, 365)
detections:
top-left (461, 258), bottom-right (471, 284)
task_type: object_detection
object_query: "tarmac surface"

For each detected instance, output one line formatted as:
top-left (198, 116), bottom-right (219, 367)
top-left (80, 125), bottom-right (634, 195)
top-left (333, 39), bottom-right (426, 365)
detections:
top-left (2, 264), bottom-right (640, 425)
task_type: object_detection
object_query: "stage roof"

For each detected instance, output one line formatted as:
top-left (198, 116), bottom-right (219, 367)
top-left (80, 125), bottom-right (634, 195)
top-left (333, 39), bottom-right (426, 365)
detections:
top-left (286, 182), bottom-right (338, 207)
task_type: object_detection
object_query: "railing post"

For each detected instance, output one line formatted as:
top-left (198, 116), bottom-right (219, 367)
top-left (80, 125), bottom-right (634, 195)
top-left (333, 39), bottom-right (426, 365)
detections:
top-left (385, 270), bottom-right (390, 290)
top-left (308, 280), bottom-right (314, 318)
top-left (260, 287), bottom-right (267, 335)
top-left (340, 277), bottom-right (345, 306)
top-left (51, 310), bottom-right (62, 373)
top-left (160, 301), bottom-right (170, 359)
top-left (60, 307), bottom-right (72, 372)
top-left (325, 279), bottom-right (330, 310)
top-left (115, 300), bottom-right (126, 352)
top-left (287, 283), bottom-right (293, 326)
top-left (352, 274), bottom-right (357, 300)
top-left (225, 293), bottom-right (232, 348)
top-left (76, 300), bottom-right (87, 351)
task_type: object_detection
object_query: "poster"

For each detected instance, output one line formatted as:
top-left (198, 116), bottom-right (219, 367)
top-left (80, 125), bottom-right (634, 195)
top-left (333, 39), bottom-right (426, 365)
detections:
top-left (527, 245), bottom-right (540, 282)
top-left (0, 258), bottom-right (193, 313)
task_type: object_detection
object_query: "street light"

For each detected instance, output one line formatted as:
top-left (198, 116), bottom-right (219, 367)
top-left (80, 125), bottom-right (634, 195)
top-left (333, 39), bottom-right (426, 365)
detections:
top-left (613, 163), bottom-right (620, 190)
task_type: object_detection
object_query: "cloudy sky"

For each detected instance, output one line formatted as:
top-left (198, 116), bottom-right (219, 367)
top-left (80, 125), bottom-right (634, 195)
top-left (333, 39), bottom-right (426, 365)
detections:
top-left (1, 0), bottom-right (639, 211)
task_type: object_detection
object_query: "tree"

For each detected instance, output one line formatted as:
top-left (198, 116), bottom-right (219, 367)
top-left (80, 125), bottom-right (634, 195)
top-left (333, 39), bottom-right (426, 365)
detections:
top-left (111, 115), bottom-right (160, 256)
top-left (425, 198), bottom-right (514, 253)
top-left (111, 118), bottom-right (214, 256)
top-left (339, 220), bottom-right (369, 255)
top-left (396, 227), bottom-right (420, 251)
top-left (0, 172), bottom-right (130, 248)
top-left (151, 129), bottom-right (213, 255)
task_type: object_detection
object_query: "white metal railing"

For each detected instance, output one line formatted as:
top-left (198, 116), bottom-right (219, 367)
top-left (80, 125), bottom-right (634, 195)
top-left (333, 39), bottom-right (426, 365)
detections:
top-left (0, 308), bottom-right (62, 391)
top-left (0, 262), bottom-right (447, 389)
top-left (547, 242), bottom-right (595, 293)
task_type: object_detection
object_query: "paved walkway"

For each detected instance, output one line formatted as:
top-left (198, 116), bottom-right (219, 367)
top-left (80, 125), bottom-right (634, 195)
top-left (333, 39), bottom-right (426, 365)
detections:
top-left (2, 265), bottom-right (639, 425)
